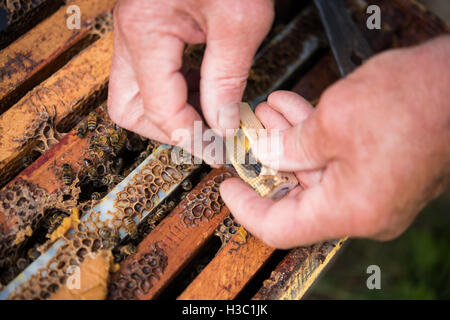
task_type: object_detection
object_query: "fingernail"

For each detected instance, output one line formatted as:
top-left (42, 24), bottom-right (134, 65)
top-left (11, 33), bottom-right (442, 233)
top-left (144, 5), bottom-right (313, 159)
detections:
top-left (218, 102), bottom-right (240, 136)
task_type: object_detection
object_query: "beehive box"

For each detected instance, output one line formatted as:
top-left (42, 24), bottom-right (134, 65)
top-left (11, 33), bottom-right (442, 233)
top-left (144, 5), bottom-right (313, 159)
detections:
top-left (0, 0), bottom-right (447, 300)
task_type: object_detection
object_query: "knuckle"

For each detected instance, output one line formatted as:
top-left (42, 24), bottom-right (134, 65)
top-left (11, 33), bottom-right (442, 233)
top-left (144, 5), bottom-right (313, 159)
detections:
top-left (260, 229), bottom-right (283, 249)
top-left (356, 209), bottom-right (389, 238)
top-left (317, 85), bottom-right (347, 129)
top-left (115, 0), bottom-right (160, 33)
top-left (106, 103), bottom-right (124, 127)
top-left (114, 0), bottom-right (134, 26)
top-left (238, 1), bottom-right (274, 29)
top-left (107, 98), bottom-right (135, 130)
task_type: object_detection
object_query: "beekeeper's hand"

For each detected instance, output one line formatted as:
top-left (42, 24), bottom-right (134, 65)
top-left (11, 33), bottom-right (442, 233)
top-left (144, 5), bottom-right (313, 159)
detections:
top-left (220, 36), bottom-right (450, 248)
top-left (107, 0), bottom-right (274, 149)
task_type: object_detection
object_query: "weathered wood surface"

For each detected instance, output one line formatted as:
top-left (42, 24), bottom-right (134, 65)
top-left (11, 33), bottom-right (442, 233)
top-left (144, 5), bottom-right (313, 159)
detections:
top-left (344, 0), bottom-right (448, 50)
top-left (0, 106), bottom-right (103, 234)
top-left (0, 0), bottom-right (115, 112)
top-left (0, 31), bottom-right (113, 187)
top-left (0, 0), bottom-right (64, 50)
top-left (253, 239), bottom-right (346, 300)
top-left (178, 234), bottom-right (274, 300)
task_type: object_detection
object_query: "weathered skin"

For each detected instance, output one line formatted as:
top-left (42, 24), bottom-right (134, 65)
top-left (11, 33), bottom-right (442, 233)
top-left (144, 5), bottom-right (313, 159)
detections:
top-left (108, 0), bottom-right (450, 249)
top-left (107, 0), bottom-right (275, 142)
top-left (222, 36), bottom-right (450, 248)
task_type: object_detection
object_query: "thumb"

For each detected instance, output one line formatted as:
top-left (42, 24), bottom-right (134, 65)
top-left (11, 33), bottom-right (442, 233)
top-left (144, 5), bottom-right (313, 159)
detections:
top-left (200, 3), bottom-right (274, 136)
top-left (253, 115), bottom-right (329, 171)
top-left (220, 177), bottom-right (347, 248)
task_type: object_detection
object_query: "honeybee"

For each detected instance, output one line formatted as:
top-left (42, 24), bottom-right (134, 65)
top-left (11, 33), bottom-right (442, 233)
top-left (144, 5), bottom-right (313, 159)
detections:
top-left (93, 135), bottom-right (111, 151)
top-left (91, 192), bottom-right (101, 200)
top-left (166, 200), bottom-right (176, 211)
top-left (148, 203), bottom-right (169, 227)
top-left (112, 157), bottom-right (124, 174)
top-left (77, 120), bottom-right (88, 138)
top-left (100, 173), bottom-right (122, 186)
top-left (88, 143), bottom-right (106, 159)
top-left (45, 211), bottom-right (69, 234)
top-left (62, 163), bottom-right (73, 185)
top-left (181, 179), bottom-right (192, 191)
top-left (137, 149), bottom-right (151, 163)
top-left (123, 216), bottom-right (138, 239)
top-left (27, 245), bottom-right (40, 260)
top-left (87, 111), bottom-right (97, 132)
top-left (98, 227), bottom-right (112, 239)
top-left (110, 130), bottom-right (127, 152)
top-left (16, 258), bottom-right (28, 270)
top-left (176, 163), bottom-right (193, 173)
top-left (46, 216), bottom-right (63, 234)
top-left (120, 243), bottom-right (137, 256)
top-left (99, 227), bottom-right (119, 249)
top-left (180, 191), bottom-right (189, 200)
top-left (154, 206), bottom-right (167, 221)
top-left (83, 159), bottom-right (97, 179)
top-left (83, 158), bottom-right (92, 166)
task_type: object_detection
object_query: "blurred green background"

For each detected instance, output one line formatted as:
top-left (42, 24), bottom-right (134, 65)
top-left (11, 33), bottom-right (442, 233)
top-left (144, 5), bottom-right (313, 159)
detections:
top-left (306, 191), bottom-right (450, 299)
top-left (305, 0), bottom-right (450, 301)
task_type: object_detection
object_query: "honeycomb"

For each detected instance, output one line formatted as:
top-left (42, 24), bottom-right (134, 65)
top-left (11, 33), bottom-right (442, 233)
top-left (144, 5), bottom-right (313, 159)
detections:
top-left (0, 178), bottom-right (49, 280)
top-left (107, 242), bottom-right (168, 300)
top-left (111, 148), bottom-right (194, 229)
top-left (0, 105), bottom-right (65, 187)
top-left (0, 172), bottom-right (86, 284)
top-left (1, 0), bottom-right (37, 24)
top-left (12, 105), bottom-right (62, 155)
top-left (49, 249), bottom-right (112, 300)
top-left (180, 172), bottom-right (232, 227)
top-left (214, 214), bottom-right (241, 246)
top-left (9, 219), bottom-right (110, 300)
top-left (5, 145), bottom-right (196, 296)
top-left (74, 107), bottom-right (158, 202)
top-left (90, 9), bottom-right (113, 38)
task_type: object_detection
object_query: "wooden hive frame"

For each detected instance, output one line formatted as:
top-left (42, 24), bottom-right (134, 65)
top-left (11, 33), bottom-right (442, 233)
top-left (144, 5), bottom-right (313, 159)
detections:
top-left (0, 0), bottom-right (447, 299)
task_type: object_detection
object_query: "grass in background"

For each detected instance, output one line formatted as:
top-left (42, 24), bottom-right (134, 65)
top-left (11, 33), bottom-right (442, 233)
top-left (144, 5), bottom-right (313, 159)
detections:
top-left (306, 192), bottom-right (450, 299)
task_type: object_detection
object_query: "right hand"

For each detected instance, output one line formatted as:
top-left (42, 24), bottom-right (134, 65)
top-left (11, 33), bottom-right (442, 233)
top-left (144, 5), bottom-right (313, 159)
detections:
top-left (220, 37), bottom-right (450, 248)
top-left (107, 0), bottom-right (274, 153)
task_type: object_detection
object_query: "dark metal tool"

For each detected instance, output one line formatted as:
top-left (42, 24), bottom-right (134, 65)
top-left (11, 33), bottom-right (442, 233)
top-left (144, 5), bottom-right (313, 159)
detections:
top-left (314, 0), bottom-right (374, 76)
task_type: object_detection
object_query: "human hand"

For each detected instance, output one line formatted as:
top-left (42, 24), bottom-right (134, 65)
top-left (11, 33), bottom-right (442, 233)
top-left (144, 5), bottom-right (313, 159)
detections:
top-left (220, 36), bottom-right (450, 249)
top-left (107, 0), bottom-right (274, 154)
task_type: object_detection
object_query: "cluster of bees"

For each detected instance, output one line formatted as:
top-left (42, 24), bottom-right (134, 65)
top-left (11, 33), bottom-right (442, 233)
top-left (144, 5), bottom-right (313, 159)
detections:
top-left (21, 108), bottom-right (166, 269)
top-left (59, 109), bottom-right (152, 193)
top-left (0, 104), bottom-right (205, 286)
top-left (46, 107), bottom-right (203, 267)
